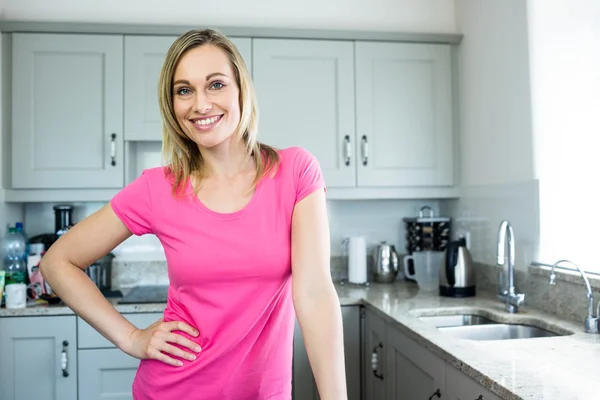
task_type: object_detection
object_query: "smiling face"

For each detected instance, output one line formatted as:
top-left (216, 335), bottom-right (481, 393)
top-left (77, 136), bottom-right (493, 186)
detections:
top-left (172, 44), bottom-right (241, 149)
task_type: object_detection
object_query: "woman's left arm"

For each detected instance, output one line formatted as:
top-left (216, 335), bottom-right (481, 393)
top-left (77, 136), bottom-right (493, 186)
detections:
top-left (291, 189), bottom-right (347, 400)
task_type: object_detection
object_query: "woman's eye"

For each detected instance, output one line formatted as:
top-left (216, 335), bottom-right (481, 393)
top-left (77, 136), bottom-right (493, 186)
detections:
top-left (210, 82), bottom-right (224, 90)
top-left (176, 87), bottom-right (192, 95)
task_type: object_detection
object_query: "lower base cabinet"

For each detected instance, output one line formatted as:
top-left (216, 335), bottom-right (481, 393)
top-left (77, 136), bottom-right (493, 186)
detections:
top-left (364, 307), bottom-right (503, 400)
top-left (293, 305), bottom-right (361, 400)
top-left (78, 348), bottom-right (140, 399)
top-left (445, 365), bottom-right (503, 400)
top-left (0, 315), bottom-right (78, 400)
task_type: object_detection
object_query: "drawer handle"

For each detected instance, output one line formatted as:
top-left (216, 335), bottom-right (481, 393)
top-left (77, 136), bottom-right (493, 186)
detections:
top-left (343, 135), bottom-right (352, 166)
top-left (428, 389), bottom-right (441, 399)
top-left (371, 342), bottom-right (383, 380)
top-left (110, 133), bottom-right (117, 166)
top-left (61, 340), bottom-right (69, 377)
top-left (361, 135), bottom-right (368, 166)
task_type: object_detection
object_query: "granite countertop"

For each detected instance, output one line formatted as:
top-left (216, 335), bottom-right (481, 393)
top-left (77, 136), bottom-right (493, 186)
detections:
top-left (1, 281), bottom-right (597, 399)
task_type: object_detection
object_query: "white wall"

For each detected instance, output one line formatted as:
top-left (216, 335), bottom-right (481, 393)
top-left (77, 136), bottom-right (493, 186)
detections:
top-left (0, 0), bottom-right (456, 33)
top-left (445, 0), bottom-right (538, 269)
top-left (455, 0), bottom-right (534, 186)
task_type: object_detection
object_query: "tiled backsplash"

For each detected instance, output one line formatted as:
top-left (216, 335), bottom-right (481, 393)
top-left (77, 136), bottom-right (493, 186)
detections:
top-left (23, 198), bottom-right (444, 259)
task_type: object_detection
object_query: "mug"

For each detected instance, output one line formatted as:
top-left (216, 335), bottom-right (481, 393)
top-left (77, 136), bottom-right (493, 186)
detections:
top-left (403, 251), bottom-right (444, 291)
top-left (6, 283), bottom-right (27, 309)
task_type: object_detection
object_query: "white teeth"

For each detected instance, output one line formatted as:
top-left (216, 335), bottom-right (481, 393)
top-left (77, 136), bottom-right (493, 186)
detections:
top-left (195, 116), bottom-right (219, 126)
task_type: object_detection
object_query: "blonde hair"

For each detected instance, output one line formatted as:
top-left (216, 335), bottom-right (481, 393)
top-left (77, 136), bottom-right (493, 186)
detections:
top-left (158, 28), bottom-right (279, 196)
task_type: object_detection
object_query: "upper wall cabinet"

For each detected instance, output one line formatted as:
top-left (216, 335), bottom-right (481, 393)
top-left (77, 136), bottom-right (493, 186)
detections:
top-left (124, 36), bottom-right (252, 141)
top-left (11, 33), bottom-right (124, 189)
top-left (252, 38), bottom-right (455, 189)
top-left (355, 42), bottom-right (454, 187)
top-left (253, 38), bottom-right (357, 187)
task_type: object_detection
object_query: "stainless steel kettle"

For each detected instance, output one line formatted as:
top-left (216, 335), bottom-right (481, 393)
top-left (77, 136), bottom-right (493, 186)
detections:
top-left (439, 237), bottom-right (476, 297)
top-left (372, 242), bottom-right (399, 283)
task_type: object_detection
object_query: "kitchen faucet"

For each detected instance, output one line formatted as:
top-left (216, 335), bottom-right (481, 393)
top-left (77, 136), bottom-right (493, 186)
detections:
top-left (496, 220), bottom-right (525, 313)
top-left (548, 259), bottom-right (599, 334)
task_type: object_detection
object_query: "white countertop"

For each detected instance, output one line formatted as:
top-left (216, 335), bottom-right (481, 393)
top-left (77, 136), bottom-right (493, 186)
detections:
top-left (1, 281), bottom-right (597, 399)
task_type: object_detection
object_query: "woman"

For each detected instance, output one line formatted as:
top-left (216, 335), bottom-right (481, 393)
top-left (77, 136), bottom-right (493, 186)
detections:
top-left (40, 29), bottom-right (347, 399)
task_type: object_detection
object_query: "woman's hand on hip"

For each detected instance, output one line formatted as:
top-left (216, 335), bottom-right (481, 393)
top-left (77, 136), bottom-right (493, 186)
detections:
top-left (124, 318), bottom-right (202, 366)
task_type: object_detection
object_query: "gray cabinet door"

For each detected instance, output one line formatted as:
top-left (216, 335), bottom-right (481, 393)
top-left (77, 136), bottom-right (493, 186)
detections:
top-left (385, 323), bottom-right (445, 399)
top-left (0, 315), bottom-right (77, 400)
top-left (293, 305), bottom-right (361, 400)
top-left (355, 42), bottom-right (454, 187)
top-left (124, 36), bottom-right (252, 141)
top-left (364, 308), bottom-right (386, 400)
top-left (11, 33), bottom-right (124, 189)
top-left (78, 348), bottom-right (140, 400)
top-left (253, 38), bottom-right (356, 188)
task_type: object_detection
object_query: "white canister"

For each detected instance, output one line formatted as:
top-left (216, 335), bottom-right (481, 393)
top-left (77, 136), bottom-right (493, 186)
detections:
top-left (6, 283), bottom-right (27, 309)
top-left (347, 236), bottom-right (367, 284)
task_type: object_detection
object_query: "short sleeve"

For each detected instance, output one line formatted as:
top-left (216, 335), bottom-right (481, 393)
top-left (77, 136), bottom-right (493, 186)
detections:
top-left (293, 148), bottom-right (326, 203)
top-left (109, 170), bottom-right (153, 236)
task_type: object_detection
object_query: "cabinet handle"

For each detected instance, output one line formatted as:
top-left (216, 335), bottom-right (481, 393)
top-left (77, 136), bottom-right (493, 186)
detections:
top-left (343, 135), bottom-right (352, 166)
top-left (428, 389), bottom-right (441, 399)
top-left (474, 396), bottom-right (484, 400)
top-left (361, 135), bottom-right (368, 166)
top-left (371, 342), bottom-right (383, 380)
top-left (61, 340), bottom-right (69, 377)
top-left (110, 133), bottom-right (117, 166)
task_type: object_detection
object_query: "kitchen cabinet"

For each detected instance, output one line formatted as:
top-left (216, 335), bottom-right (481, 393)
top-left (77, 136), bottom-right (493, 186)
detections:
top-left (78, 348), bottom-right (140, 400)
top-left (363, 307), bottom-right (445, 399)
top-left (77, 312), bottom-right (162, 399)
top-left (385, 322), bottom-right (445, 399)
top-left (253, 38), bottom-right (357, 188)
top-left (355, 42), bottom-right (454, 188)
top-left (11, 33), bottom-right (124, 189)
top-left (293, 305), bottom-right (361, 400)
top-left (253, 38), bottom-right (455, 192)
top-left (445, 364), bottom-right (502, 400)
top-left (124, 35), bottom-right (253, 141)
top-left (0, 315), bottom-right (77, 400)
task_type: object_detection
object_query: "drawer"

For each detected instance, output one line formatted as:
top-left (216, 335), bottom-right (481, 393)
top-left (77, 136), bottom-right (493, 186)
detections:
top-left (77, 312), bottom-right (163, 349)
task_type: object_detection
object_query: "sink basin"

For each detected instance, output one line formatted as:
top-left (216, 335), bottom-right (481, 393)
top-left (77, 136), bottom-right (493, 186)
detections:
top-left (418, 314), bottom-right (496, 328)
top-left (439, 323), bottom-right (561, 341)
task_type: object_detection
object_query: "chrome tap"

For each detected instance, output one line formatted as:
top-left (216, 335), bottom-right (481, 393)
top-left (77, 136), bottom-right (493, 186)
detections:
top-left (496, 220), bottom-right (525, 313)
top-left (548, 259), bottom-right (599, 334)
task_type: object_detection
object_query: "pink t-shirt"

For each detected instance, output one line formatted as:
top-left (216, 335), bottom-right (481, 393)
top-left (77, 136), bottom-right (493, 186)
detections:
top-left (110, 147), bottom-right (326, 400)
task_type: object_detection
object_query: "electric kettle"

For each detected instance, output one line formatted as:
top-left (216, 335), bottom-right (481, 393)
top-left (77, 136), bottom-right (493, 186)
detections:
top-left (372, 242), bottom-right (399, 283)
top-left (439, 237), bottom-right (476, 297)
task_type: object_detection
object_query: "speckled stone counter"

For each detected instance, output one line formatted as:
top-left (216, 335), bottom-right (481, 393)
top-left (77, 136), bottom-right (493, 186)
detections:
top-left (1, 281), bottom-right (597, 399)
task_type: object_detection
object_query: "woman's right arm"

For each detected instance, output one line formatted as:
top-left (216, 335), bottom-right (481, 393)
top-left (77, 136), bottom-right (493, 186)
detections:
top-left (40, 203), bottom-right (201, 366)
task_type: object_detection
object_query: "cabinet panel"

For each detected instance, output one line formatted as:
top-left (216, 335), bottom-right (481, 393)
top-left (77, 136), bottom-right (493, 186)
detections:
top-left (124, 36), bottom-right (252, 141)
top-left (364, 308), bottom-right (386, 400)
top-left (253, 38), bottom-right (356, 187)
top-left (355, 42), bottom-right (454, 187)
top-left (78, 348), bottom-right (140, 400)
top-left (11, 33), bottom-right (124, 188)
top-left (445, 363), bottom-right (502, 400)
top-left (124, 36), bottom-right (178, 141)
top-left (0, 316), bottom-right (77, 400)
top-left (385, 323), bottom-right (445, 400)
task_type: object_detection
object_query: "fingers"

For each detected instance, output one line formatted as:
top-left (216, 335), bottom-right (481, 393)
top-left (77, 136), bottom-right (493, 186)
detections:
top-left (166, 320), bottom-right (199, 338)
top-left (144, 321), bottom-right (202, 367)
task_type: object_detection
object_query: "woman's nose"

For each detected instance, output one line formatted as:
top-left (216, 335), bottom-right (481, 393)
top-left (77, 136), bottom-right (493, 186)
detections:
top-left (194, 92), bottom-right (213, 114)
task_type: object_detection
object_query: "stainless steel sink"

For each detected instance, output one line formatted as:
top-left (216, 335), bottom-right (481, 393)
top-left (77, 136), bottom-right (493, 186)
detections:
top-left (439, 323), bottom-right (560, 341)
top-left (418, 314), bottom-right (496, 328)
